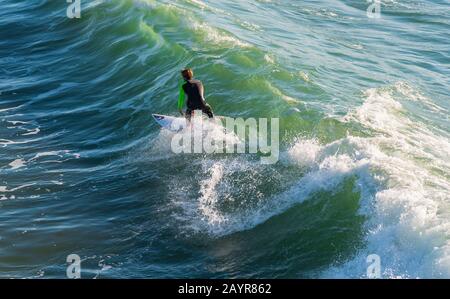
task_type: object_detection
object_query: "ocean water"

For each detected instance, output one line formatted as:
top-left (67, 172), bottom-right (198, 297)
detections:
top-left (0, 0), bottom-right (449, 278)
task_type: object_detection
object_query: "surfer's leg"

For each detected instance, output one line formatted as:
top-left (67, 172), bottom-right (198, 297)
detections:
top-left (202, 104), bottom-right (214, 118)
top-left (185, 108), bottom-right (193, 122)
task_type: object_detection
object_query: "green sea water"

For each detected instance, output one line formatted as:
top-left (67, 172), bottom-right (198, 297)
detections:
top-left (0, 0), bottom-right (449, 278)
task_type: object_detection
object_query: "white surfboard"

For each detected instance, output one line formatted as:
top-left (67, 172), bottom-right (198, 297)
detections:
top-left (152, 114), bottom-right (187, 132)
top-left (152, 113), bottom-right (225, 133)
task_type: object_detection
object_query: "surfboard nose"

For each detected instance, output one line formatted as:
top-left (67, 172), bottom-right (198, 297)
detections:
top-left (152, 114), bottom-right (165, 120)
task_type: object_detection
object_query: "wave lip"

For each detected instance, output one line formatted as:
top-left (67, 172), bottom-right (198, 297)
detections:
top-left (166, 82), bottom-right (450, 278)
top-left (322, 83), bottom-right (450, 278)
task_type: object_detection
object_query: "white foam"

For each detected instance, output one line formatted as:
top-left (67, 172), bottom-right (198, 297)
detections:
top-left (159, 81), bottom-right (449, 278)
top-left (284, 138), bottom-right (321, 168)
top-left (173, 82), bottom-right (450, 278)
top-left (198, 162), bottom-right (227, 226)
top-left (7, 120), bottom-right (28, 125)
top-left (0, 183), bottom-right (36, 192)
top-left (182, 144), bottom-right (367, 237)
top-left (22, 128), bottom-right (40, 136)
top-left (0, 139), bottom-right (25, 147)
top-left (5, 120), bottom-right (40, 136)
top-left (298, 71), bottom-right (310, 82)
top-left (28, 150), bottom-right (79, 162)
top-left (186, 0), bottom-right (208, 9)
top-left (320, 83), bottom-right (450, 278)
top-left (8, 158), bottom-right (26, 170)
top-left (149, 116), bottom-right (241, 159)
top-left (266, 81), bottom-right (301, 104)
top-left (189, 19), bottom-right (250, 48)
top-left (0, 105), bottom-right (23, 113)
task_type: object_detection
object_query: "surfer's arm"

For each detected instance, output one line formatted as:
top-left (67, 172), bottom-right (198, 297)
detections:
top-left (178, 83), bottom-right (185, 115)
top-left (199, 81), bottom-right (207, 105)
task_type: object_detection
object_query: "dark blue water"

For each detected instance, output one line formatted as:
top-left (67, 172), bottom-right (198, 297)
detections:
top-left (1, 0), bottom-right (449, 278)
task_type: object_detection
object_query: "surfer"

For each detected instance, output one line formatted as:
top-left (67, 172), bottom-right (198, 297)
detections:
top-left (178, 68), bottom-right (214, 121)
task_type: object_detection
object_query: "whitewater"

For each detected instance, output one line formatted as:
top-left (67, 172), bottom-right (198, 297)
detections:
top-left (0, 0), bottom-right (448, 278)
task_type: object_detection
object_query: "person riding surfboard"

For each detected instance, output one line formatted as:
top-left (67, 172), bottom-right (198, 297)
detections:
top-left (178, 68), bottom-right (214, 121)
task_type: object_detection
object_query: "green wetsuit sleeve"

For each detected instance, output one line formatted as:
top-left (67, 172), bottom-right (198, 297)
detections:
top-left (178, 83), bottom-right (185, 110)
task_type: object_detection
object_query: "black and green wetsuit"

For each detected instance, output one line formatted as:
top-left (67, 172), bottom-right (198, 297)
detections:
top-left (178, 79), bottom-right (214, 119)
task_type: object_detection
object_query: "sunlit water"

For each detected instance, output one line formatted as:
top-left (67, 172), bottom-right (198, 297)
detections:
top-left (0, 0), bottom-right (449, 278)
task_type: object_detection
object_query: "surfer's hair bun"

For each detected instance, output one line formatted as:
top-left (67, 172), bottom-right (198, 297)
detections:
top-left (181, 68), bottom-right (193, 80)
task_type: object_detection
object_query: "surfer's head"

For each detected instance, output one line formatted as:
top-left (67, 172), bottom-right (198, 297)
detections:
top-left (181, 68), bottom-right (193, 80)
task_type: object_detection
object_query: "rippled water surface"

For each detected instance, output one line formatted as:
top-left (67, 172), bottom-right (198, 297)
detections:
top-left (0, 0), bottom-right (449, 278)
